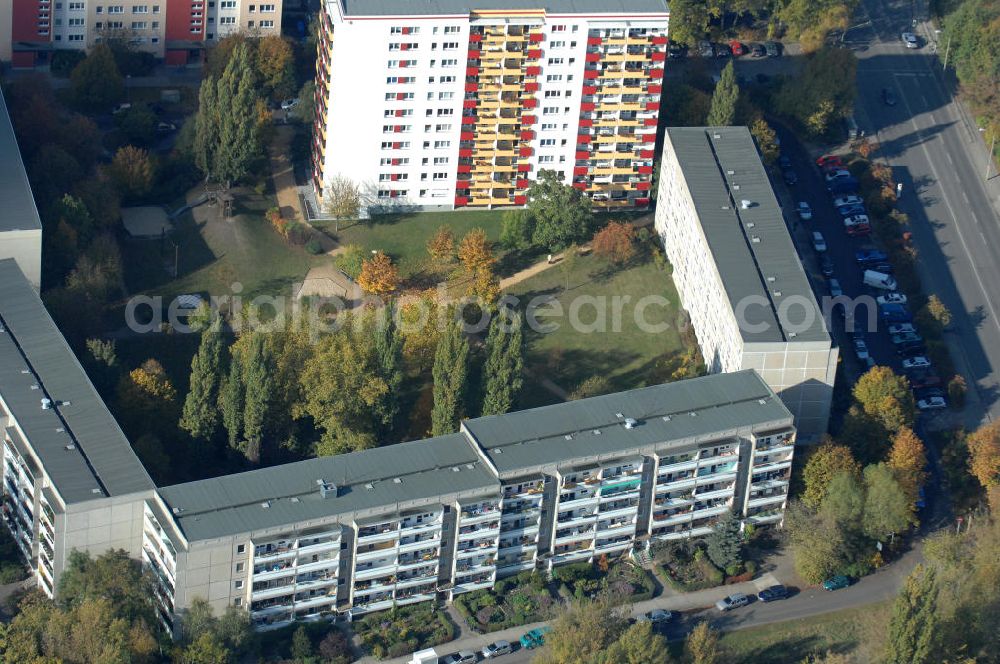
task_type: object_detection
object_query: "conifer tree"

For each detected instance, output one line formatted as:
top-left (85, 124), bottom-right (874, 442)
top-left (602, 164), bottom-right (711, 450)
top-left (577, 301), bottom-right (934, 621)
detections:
top-left (707, 61), bottom-right (739, 127)
top-left (180, 319), bottom-right (226, 442)
top-left (220, 346), bottom-right (245, 449)
top-left (481, 314), bottom-right (524, 416)
top-left (240, 333), bottom-right (275, 465)
top-left (885, 564), bottom-right (940, 664)
top-left (371, 308), bottom-right (404, 439)
top-left (431, 319), bottom-right (469, 436)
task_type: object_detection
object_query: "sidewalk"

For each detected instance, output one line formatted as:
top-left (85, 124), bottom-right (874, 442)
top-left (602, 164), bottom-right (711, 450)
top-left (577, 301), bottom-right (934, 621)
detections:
top-left (363, 563), bottom-right (789, 664)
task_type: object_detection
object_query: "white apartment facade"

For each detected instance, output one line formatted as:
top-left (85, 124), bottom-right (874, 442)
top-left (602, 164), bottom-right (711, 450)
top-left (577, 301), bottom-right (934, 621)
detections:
top-left (312, 0), bottom-right (668, 213)
top-left (655, 127), bottom-right (838, 441)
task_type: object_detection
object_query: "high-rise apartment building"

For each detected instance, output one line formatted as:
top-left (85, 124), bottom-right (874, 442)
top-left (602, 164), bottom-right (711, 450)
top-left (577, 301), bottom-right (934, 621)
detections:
top-left (311, 1), bottom-right (669, 214)
top-left (0, 255), bottom-right (794, 631)
top-left (0, 0), bottom-right (281, 68)
top-left (0, 89), bottom-right (42, 289)
top-left (654, 127), bottom-right (838, 440)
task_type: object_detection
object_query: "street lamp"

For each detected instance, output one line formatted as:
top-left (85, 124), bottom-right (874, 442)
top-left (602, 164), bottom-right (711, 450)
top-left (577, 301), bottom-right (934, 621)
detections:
top-left (980, 128), bottom-right (996, 181)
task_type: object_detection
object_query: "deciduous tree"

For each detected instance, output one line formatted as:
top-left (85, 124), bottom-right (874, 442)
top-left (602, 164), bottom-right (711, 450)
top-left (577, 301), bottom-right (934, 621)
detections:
top-left (967, 420), bottom-right (1000, 493)
top-left (887, 427), bottom-right (928, 504)
top-left (322, 175), bottom-right (362, 227)
top-left (116, 358), bottom-right (177, 437)
top-left (802, 441), bottom-right (862, 508)
top-left (500, 209), bottom-right (536, 251)
top-left (110, 145), bottom-right (155, 200)
top-left (527, 170), bottom-right (593, 251)
top-left (786, 501), bottom-right (849, 584)
top-left (862, 463), bottom-right (916, 540)
top-left (533, 598), bottom-right (628, 664)
top-left (239, 332), bottom-right (277, 464)
top-left (70, 43), bottom-right (124, 110)
top-left (684, 621), bottom-right (719, 664)
top-left (358, 250), bottom-right (400, 296)
top-left (457, 228), bottom-right (496, 274)
top-left (819, 471), bottom-right (865, 527)
top-left (426, 225), bottom-right (456, 267)
top-left (431, 318), bottom-right (469, 436)
top-left (592, 221), bottom-right (637, 264)
top-left (750, 117), bottom-right (779, 164)
top-left (256, 35), bottom-right (296, 101)
top-left (853, 366), bottom-right (915, 433)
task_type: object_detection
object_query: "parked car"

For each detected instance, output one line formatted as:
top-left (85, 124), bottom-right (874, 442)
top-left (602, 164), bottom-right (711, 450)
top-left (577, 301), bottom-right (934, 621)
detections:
top-left (902, 32), bottom-right (920, 48)
top-left (888, 323), bottom-right (916, 335)
top-left (882, 87), bottom-right (898, 106)
top-left (892, 331), bottom-right (924, 345)
top-left (828, 278), bottom-right (843, 297)
top-left (820, 255), bottom-right (835, 276)
top-left (916, 387), bottom-right (946, 400)
top-left (750, 43), bottom-right (766, 57)
top-left (844, 214), bottom-right (870, 226)
top-left (837, 203), bottom-right (866, 217)
top-left (828, 178), bottom-right (860, 194)
top-left (907, 369), bottom-right (942, 388)
top-left (668, 43), bottom-right (687, 59)
top-left (878, 293), bottom-right (908, 306)
top-left (813, 232), bottom-right (828, 252)
top-left (797, 202), bottom-right (813, 220)
top-left (856, 249), bottom-right (888, 264)
top-left (778, 154), bottom-right (793, 169)
top-left (846, 223), bottom-right (872, 237)
top-left (443, 652), bottom-right (479, 664)
top-left (881, 303), bottom-right (913, 323)
top-left (482, 641), bottom-right (513, 658)
top-left (833, 194), bottom-right (862, 207)
top-left (638, 609), bottom-right (675, 624)
top-left (823, 575), bottom-right (851, 591)
top-left (698, 40), bottom-right (714, 57)
top-left (871, 262), bottom-right (895, 274)
top-left (280, 98), bottom-right (300, 110)
top-left (825, 169), bottom-right (854, 182)
top-left (729, 40), bottom-right (746, 56)
top-left (853, 338), bottom-right (870, 360)
top-left (818, 155), bottom-right (846, 169)
top-left (156, 121), bottom-right (177, 133)
top-left (714, 43), bottom-right (731, 57)
top-left (917, 396), bottom-right (947, 410)
top-left (896, 341), bottom-right (927, 357)
top-left (519, 627), bottom-right (551, 650)
top-left (716, 593), bottom-right (751, 611)
top-left (902, 356), bottom-right (932, 370)
top-left (758, 585), bottom-right (790, 602)
top-left (764, 40), bottom-right (782, 57)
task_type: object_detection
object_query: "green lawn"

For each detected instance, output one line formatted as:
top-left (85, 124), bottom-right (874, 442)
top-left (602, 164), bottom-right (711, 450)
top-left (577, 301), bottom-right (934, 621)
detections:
top-left (711, 601), bottom-right (889, 663)
top-left (123, 189), bottom-right (329, 302)
top-left (506, 246), bottom-right (690, 401)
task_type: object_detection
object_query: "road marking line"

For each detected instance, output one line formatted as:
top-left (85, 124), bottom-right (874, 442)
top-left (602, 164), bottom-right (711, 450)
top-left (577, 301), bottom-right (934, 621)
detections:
top-left (946, 153), bottom-right (954, 166)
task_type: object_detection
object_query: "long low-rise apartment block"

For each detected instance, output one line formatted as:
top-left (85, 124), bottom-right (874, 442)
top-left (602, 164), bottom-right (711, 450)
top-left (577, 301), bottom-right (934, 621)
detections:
top-left (0, 257), bottom-right (795, 632)
top-left (311, 0), bottom-right (669, 214)
top-left (654, 126), bottom-right (838, 440)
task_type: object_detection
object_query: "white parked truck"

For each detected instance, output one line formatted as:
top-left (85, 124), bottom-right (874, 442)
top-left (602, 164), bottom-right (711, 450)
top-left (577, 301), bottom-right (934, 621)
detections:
top-left (409, 648), bottom-right (439, 664)
top-left (863, 269), bottom-right (897, 291)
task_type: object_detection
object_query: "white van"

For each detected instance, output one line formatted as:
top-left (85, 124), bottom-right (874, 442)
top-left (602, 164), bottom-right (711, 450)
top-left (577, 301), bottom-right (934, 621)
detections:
top-left (863, 269), bottom-right (897, 291)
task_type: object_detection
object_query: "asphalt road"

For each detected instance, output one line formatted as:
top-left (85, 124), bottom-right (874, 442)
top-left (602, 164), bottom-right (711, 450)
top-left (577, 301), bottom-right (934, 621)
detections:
top-left (849, 0), bottom-right (1000, 428)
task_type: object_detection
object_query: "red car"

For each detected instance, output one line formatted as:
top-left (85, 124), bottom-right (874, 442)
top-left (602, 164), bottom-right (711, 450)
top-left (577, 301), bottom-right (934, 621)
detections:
top-left (729, 40), bottom-right (746, 56)
top-left (816, 155), bottom-right (844, 169)
top-left (907, 370), bottom-right (942, 388)
top-left (845, 224), bottom-right (871, 237)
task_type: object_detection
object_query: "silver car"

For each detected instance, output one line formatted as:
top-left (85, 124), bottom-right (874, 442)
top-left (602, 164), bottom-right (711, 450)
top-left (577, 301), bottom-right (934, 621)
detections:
top-left (716, 593), bottom-right (751, 611)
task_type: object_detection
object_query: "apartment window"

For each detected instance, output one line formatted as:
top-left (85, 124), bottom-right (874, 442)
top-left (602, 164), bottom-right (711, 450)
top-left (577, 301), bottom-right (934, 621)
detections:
top-left (441, 59), bottom-right (458, 67)
top-left (234, 598), bottom-right (243, 607)
top-left (390, 26), bottom-right (418, 34)
top-left (433, 157), bottom-right (449, 165)
top-left (433, 172), bottom-right (448, 180)
top-left (544, 90), bottom-right (562, 98)
top-left (542, 106), bottom-right (559, 115)
top-left (107, 20), bottom-right (123, 28)
top-left (131, 21), bottom-right (146, 29)
top-left (442, 41), bottom-right (459, 50)
top-left (433, 140), bottom-right (450, 148)
top-left (220, 16), bottom-right (235, 24)
top-left (540, 139), bottom-right (556, 147)
top-left (68, 1), bottom-right (84, 8)
top-left (550, 40), bottom-right (566, 48)
top-left (152, 4), bottom-right (159, 11)
top-left (444, 25), bottom-right (459, 33)
top-left (107, 5), bottom-right (124, 13)
top-left (151, 36), bottom-right (159, 42)
top-left (259, 20), bottom-right (273, 27)
top-left (539, 155), bottom-right (555, 163)
top-left (132, 5), bottom-right (148, 12)
top-left (435, 123), bottom-right (451, 132)
top-left (151, 21), bottom-right (159, 27)
top-left (220, 0), bottom-right (236, 7)
top-left (259, 3), bottom-right (275, 11)
top-left (436, 108), bottom-right (453, 116)
top-left (546, 74), bottom-right (563, 82)
top-left (68, 33), bottom-right (83, 41)
top-left (387, 59), bottom-right (399, 68)
top-left (438, 92), bottom-right (454, 100)
top-left (541, 123), bottom-right (557, 131)
top-left (439, 75), bottom-right (456, 83)
top-left (234, 580), bottom-right (244, 589)
top-left (551, 24), bottom-right (566, 32)
top-left (68, 17), bottom-right (84, 26)
top-left (95, 6), bottom-right (102, 12)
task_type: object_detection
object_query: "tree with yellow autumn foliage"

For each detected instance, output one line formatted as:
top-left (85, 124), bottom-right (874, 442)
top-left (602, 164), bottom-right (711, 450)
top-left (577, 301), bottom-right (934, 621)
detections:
top-left (357, 250), bottom-right (400, 297)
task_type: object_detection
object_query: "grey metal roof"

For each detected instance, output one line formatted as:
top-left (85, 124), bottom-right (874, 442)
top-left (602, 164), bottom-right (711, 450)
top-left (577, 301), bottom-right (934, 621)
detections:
top-left (158, 433), bottom-right (498, 542)
top-left (0, 90), bottom-right (42, 234)
top-left (0, 260), bottom-right (154, 504)
top-left (666, 127), bottom-right (830, 344)
top-left (466, 370), bottom-right (791, 475)
top-left (339, 0), bottom-right (668, 17)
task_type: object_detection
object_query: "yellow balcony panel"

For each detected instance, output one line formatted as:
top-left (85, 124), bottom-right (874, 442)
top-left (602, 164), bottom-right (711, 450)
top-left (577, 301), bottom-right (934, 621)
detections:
top-left (599, 70), bottom-right (626, 79)
top-left (620, 103), bottom-right (642, 111)
top-left (622, 86), bottom-right (643, 95)
top-left (593, 199), bottom-right (633, 208)
top-left (494, 149), bottom-right (516, 158)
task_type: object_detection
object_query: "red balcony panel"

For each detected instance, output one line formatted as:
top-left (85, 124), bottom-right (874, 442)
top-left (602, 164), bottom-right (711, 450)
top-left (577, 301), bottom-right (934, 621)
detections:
top-left (468, 49), bottom-right (481, 59)
top-left (390, 174), bottom-right (399, 181)
top-left (573, 182), bottom-right (588, 190)
top-left (527, 48), bottom-right (542, 58)
top-left (519, 146), bottom-right (533, 157)
top-left (516, 179), bottom-right (530, 189)
top-left (455, 196), bottom-right (469, 207)
top-left (465, 83), bottom-right (478, 92)
top-left (459, 148), bottom-right (474, 157)
top-left (463, 100), bottom-right (478, 109)
top-left (638, 133), bottom-right (656, 143)
top-left (462, 116), bottom-right (476, 124)
top-left (395, 109), bottom-right (405, 117)
top-left (643, 118), bottom-right (658, 127)
top-left (575, 150), bottom-right (591, 160)
top-left (579, 118), bottom-right (593, 128)
top-left (396, 93), bottom-right (407, 100)
top-left (635, 197), bottom-right (651, 206)
top-left (392, 142), bottom-right (402, 149)
top-left (522, 98), bottom-right (538, 109)
top-left (577, 134), bottom-right (592, 144)
top-left (585, 52), bottom-right (601, 63)
top-left (394, 126), bottom-right (403, 132)
top-left (580, 102), bottom-right (596, 111)
top-left (651, 51), bottom-right (666, 62)
top-left (573, 166), bottom-right (588, 176)
top-left (391, 158), bottom-right (401, 166)
top-left (469, 33), bottom-right (482, 42)
top-left (401, 27), bottom-right (411, 34)
top-left (522, 115), bottom-right (536, 125)
top-left (638, 165), bottom-right (653, 174)
top-left (514, 195), bottom-right (528, 205)
top-left (401, 44), bottom-right (410, 51)
top-left (652, 36), bottom-right (668, 45)
top-left (648, 84), bottom-right (662, 93)
top-left (640, 149), bottom-right (654, 158)
top-left (636, 182), bottom-right (651, 191)
top-left (587, 36), bottom-right (602, 45)
top-left (522, 83), bottom-right (538, 93)
top-left (529, 33), bottom-right (544, 42)
top-left (525, 66), bottom-right (541, 76)
top-left (645, 101), bottom-right (660, 111)
top-left (457, 164), bottom-right (472, 174)
top-left (399, 61), bottom-right (409, 68)
top-left (461, 131), bottom-right (475, 140)
top-left (583, 69), bottom-right (599, 80)
top-left (582, 85), bottom-right (598, 95)
top-left (466, 66), bottom-right (479, 76)
top-left (649, 68), bottom-right (664, 78)
top-left (517, 163), bottom-right (531, 172)
top-left (520, 130), bottom-right (534, 140)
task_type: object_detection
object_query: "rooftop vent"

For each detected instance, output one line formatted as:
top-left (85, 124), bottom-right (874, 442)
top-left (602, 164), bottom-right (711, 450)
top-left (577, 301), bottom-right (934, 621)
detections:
top-left (365, 483), bottom-right (375, 491)
top-left (751, 236), bottom-right (761, 243)
top-left (726, 169), bottom-right (735, 175)
top-left (466, 464), bottom-right (475, 470)
top-left (317, 479), bottom-right (338, 499)
top-left (662, 415), bottom-right (671, 422)
top-left (788, 331), bottom-right (798, 338)
top-left (564, 434), bottom-right (573, 441)
top-left (172, 507), bottom-right (183, 515)
top-left (41, 398), bottom-right (52, 409)
top-left (393, 477), bottom-right (402, 484)
top-left (290, 497), bottom-right (300, 503)
top-left (712, 133), bottom-right (721, 139)
top-left (689, 412), bottom-right (698, 417)
top-left (91, 488), bottom-right (102, 495)
top-left (767, 276), bottom-right (776, 282)
top-left (732, 184), bottom-right (741, 190)
top-left (758, 399), bottom-right (768, 405)
top-left (741, 199), bottom-right (753, 209)
top-left (64, 444), bottom-right (75, 451)
top-left (452, 466), bottom-right (461, 472)
top-left (592, 429), bottom-right (602, 435)
top-left (773, 290), bottom-right (782, 297)
top-left (261, 501), bottom-right (270, 509)
top-left (495, 448), bottom-right (503, 454)
top-left (746, 222), bottom-right (755, 228)
top-left (624, 417), bottom-right (640, 429)
top-left (615, 412), bottom-right (624, 418)
top-left (55, 427), bottom-right (64, 433)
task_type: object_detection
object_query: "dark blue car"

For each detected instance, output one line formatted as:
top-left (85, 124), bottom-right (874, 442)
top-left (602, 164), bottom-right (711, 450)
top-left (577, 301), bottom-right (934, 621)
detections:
top-left (838, 204), bottom-right (866, 217)
top-left (880, 303), bottom-right (913, 323)
top-left (855, 249), bottom-right (888, 264)
top-left (828, 177), bottom-right (860, 194)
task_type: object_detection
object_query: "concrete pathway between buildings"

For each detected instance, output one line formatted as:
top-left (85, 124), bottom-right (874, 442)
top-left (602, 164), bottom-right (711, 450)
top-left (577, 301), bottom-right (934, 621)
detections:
top-left (268, 124), bottom-right (338, 255)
